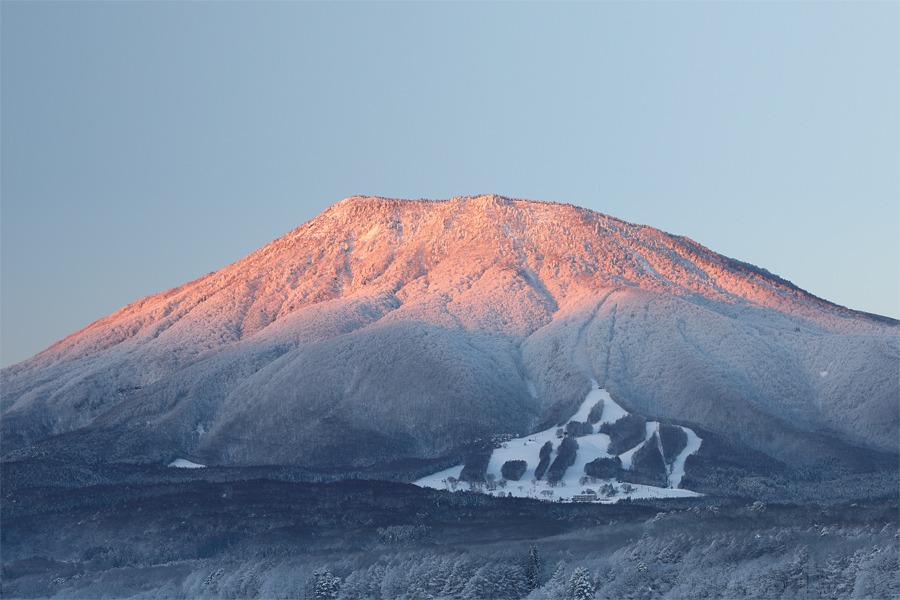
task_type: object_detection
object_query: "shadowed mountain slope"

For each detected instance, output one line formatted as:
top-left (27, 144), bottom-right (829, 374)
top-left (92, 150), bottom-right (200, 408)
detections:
top-left (2, 196), bottom-right (897, 479)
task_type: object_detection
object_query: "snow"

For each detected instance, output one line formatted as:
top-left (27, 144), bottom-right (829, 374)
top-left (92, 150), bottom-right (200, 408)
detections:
top-left (668, 427), bottom-right (702, 488)
top-left (567, 432), bottom-right (614, 475)
top-left (569, 380), bottom-right (629, 428)
top-left (619, 421), bottom-right (659, 470)
top-left (414, 381), bottom-right (703, 502)
top-left (168, 458), bottom-right (206, 469)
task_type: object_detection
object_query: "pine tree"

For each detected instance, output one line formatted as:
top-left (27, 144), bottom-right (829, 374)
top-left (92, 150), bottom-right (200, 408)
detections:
top-left (528, 561), bottom-right (567, 600)
top-left (568, 566), bottom-right (594, 600)
top-left (526, 543), bottom-right (541, 590)
top-left (314, 569), bottom-right (340, 600)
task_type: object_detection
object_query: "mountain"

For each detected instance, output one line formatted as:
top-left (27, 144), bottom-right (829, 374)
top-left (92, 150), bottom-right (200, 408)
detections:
top-left (2, 195), bottom-right (897, 501)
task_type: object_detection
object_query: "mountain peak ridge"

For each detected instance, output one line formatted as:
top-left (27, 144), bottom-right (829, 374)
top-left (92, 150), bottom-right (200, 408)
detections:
top-left (7, 195), bottom-right (891, 375)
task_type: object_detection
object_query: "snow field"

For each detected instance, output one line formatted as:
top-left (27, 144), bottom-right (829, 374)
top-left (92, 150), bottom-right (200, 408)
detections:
top-left (168, 458), bottom-right (206, 469)
top-left (669, 426), bottom-right (702, 489)
top-left (415, 380), bottom-right (703, 502)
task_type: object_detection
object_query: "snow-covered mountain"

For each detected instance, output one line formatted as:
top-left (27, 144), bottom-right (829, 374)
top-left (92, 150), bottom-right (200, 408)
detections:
top-left (2, 195), bottom-right (897, 499)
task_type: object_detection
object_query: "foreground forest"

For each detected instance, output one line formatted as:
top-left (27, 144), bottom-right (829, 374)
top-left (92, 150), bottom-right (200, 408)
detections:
top-left (1, 463), bottom-right (896, 599)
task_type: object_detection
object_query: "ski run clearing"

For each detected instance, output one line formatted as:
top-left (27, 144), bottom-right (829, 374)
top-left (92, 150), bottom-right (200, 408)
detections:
top-left (415, 380), bottom-right (703, 503)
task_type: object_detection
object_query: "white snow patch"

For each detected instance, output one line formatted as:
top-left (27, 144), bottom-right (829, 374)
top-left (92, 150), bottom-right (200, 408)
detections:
top-left (569, 380), bottom-right (600, 426)
top-left (486, 427), bottom-right (560, 483)
top-left (618, 421), bottom-right (658, 470)
top-left (598, 394), bottom-right (629, 425)
top-left (568, 379), bottom-right (628, 427)
top-left (668, 427), bottom-right (702, 488)
top-left (413, 464), bottom-right (464, 491)
top-left (820, 371), bottom-right (829, 377)
top-left (168, 458), bottom-right (206, 469)
top-left (567, 432), bottom-right (614, 475)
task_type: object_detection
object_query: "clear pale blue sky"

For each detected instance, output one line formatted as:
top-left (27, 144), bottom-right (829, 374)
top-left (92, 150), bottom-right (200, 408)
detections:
top-left (2, 2), bottom-right (898, 367)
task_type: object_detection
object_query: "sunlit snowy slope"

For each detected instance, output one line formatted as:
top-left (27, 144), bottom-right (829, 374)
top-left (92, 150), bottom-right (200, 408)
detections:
top-left (2, 196), bottom-right (897, 499)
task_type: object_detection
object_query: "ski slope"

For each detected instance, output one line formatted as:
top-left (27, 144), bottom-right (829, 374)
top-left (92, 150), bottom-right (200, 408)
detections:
top-left (415, 380), bottom-right (703, 502)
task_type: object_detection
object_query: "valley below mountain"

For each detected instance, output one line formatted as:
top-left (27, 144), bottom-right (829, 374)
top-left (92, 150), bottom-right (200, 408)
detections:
top-left (2, 195), bottom-right (897, 598)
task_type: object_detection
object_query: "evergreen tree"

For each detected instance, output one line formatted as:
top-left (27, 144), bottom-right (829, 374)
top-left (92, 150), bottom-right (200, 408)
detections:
top-left (584, 456), bottom-right (622, 480)
top-left (502, 460), bottom-right (528, 481)
top-left (440, 555), bottom-right (476, 599)
top-left (547, 437), bottom-right (579, 483)
top-left (315, 569), bottom-right (340, 600)
top-left (658, 423), bottom-right (688, 464)
top-left (568, 566), bottom-right (594, 600)
top-left (587, 399), bottom-right (605, 424)
top-left (534, 441), bottom-right (554, 480)
top-left (527, 561), bottom-right (567, 600)
top-left (526, 543), bottom-right (541, 590)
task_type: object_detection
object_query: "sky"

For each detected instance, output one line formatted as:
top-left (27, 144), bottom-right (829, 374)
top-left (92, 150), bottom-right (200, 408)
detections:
top-left (2, 2), bottom-right (898, 368)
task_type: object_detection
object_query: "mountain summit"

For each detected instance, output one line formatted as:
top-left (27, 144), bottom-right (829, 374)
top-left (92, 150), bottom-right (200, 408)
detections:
top-left (2, 196), bottom-right (897, 500)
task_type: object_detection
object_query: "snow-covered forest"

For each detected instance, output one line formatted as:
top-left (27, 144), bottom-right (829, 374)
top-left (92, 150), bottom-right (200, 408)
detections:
top-left (197, 522), bottom-right (897, 600)
top-left (9, 502), bottom-right (895, 599)
top-left (2, 470), bottom-right (896, 599)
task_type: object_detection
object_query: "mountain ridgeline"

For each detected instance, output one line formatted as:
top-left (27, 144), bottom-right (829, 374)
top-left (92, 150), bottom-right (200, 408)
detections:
top-left (2, 196), bottom-right (897, 501)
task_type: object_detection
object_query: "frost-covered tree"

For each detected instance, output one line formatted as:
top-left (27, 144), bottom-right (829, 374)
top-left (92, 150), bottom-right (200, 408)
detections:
top-left (460, 564), bottom-right (526, 599)
top-left (315, 569), bottom-right (340, 600)
top-left (439, 555), bottom-right (477, 599)
top-left (853, 544), bottom-right (900, 599)
top-left (337, 564), bottom-right (384, 600)
top-left (528, 561), bottom-right (567, 600)
top-left (568, 566), bottom-right (594, 600)
top-left (601, 483), bottom-right (618, 497)
top-left (526, 543), bottom-right (541, 590)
